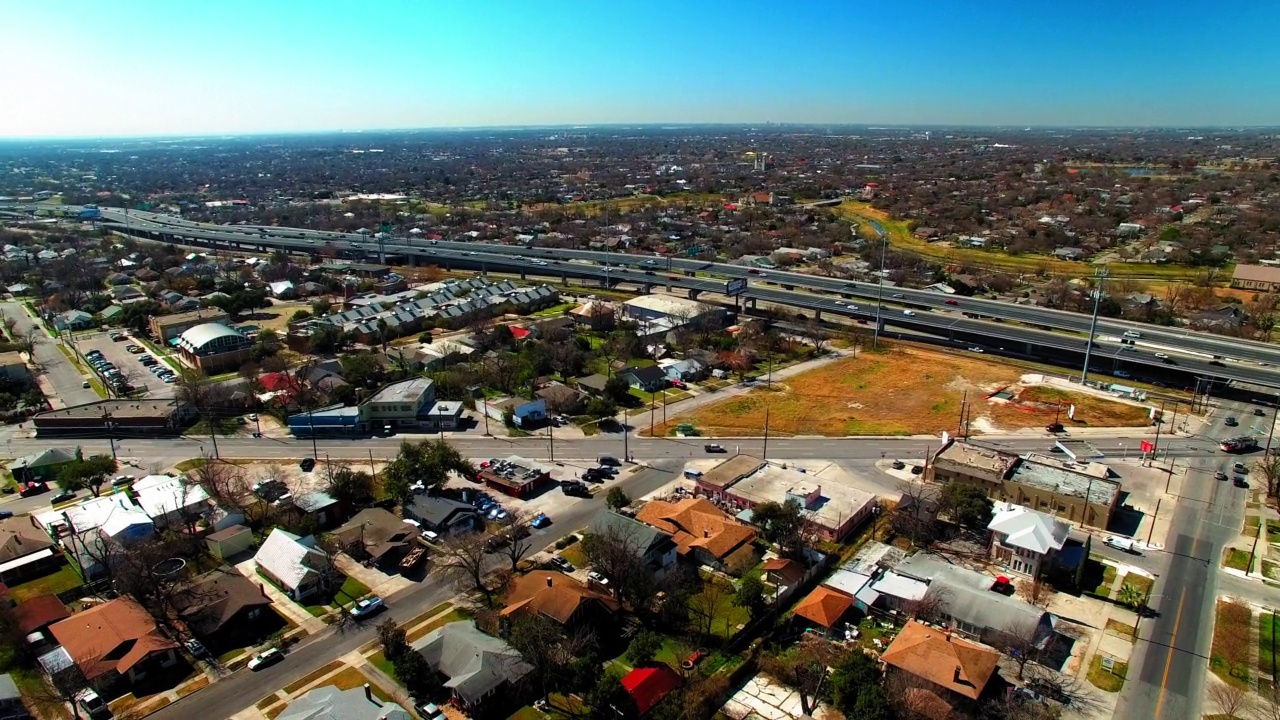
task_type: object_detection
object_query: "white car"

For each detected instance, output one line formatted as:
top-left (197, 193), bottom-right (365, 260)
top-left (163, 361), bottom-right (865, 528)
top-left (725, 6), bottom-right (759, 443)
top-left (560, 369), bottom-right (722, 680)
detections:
top-left (835, 300), bottom-right (846, 306)
top-left (1153, 353), bottom-right (1169, 360)
top-left (248, 648), bottom-right (284, 671)
top-left (351, 596), bottom-right (385, 618)
top-left (967, 346), bottom-right (984, 353)
top-left (587, 571), bottom-right (609, 586)
top-left (903, 309), bottom-right (916, 317)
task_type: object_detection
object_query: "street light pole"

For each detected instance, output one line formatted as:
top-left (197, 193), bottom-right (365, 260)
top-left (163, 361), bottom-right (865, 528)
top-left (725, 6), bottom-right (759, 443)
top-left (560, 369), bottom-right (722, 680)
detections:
top-left (1080, 266), bottom-right (1108, 385)
top-left (873, 230), bottom-right (888, 349)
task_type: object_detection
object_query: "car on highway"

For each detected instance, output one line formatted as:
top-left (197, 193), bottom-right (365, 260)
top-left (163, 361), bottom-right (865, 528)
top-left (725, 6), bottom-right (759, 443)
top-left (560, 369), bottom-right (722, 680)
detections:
top-left (834, 300), bottom-right (846, 306)
top-left (1114, 370), bottom-right (1131, 378)
top-left (531, 513), bottom-right (551, 529)
top-left (944, 299), bottom-right (959, 305)
top-left (351, 596), bottom-right (386, 619)
top-left (1153, 352), bottom-right (1170, 360)
top-left (1234, 462), bottom-right (1249, 474)
top-left (247, 648), bottom-right (283, 671)
top-left (903, 309), bottom-right (916, 317)
top-left (967, 346), bottom-right (984, 353)
top-left (1123, 331), bottom-right (1142, 339)
top-left (704, 443), bottom-right (726, 453)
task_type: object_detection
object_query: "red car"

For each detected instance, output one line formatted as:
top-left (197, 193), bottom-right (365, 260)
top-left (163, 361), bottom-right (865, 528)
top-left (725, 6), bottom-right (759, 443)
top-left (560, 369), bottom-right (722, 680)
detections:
top-left (945, 299), bottom-right (959, 305)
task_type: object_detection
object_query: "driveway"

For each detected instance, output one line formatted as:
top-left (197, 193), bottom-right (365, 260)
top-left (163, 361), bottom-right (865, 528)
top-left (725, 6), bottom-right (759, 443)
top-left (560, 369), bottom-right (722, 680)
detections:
top-left (0, 301), bottom-right (98, 407)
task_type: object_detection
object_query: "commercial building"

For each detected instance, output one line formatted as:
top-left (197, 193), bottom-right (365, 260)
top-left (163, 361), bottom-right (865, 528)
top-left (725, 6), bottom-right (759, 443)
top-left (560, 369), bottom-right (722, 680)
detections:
top-left (175, 323), bottom-right (252, 374)
top-left (148, 308), bottom-right (231, 342)
top-left (33, 399), bottom-right (195, 437)
top-left (479, 456), bottom-right (552, 498)
top-left (622, 295), bottom-right (725, 337)
top-left (928, 440), bottom-right (1119, 529)
top-left (287, 377), bottom-right (463, 436)
top-left (698, 455), bottom-right (875, 542)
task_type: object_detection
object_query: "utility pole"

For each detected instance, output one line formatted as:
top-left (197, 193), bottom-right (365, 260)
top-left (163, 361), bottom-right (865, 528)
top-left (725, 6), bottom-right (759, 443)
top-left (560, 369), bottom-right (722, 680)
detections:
top-left (1266, 397), bottom-right (1280, 459)
top-left (649, 391), bottom-right (656, 438)
top-left (483, 398), bottom-right (490, 436)
top-left (1146, 498), bottom-right (1161, 547)
top-left (1150, 402), bottom-right (1166, 460)
top-left (548, 419), bottom-right (555, 463)
top-left (368, 449), bottom-right (377, 484)
top-left (763, 406), bottom-right (770, 461)
top-left (622, 410), bottom-right (630, 463)
top-left (1079, 266), bottom-right (1108, 385)
top-left (958, 391), bottom-right (967, 436)
top-left (872, 230), bottom-right (888, 349)
top-left (101, 408), bottom-right (117, 461)
top-left (307, 408), bottom-right (318, 460)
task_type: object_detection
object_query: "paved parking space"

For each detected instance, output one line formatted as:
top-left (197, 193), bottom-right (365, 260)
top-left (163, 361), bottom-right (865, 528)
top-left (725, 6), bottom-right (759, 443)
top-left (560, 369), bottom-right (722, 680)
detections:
top-left (78, 331), bottom-right (177, 398)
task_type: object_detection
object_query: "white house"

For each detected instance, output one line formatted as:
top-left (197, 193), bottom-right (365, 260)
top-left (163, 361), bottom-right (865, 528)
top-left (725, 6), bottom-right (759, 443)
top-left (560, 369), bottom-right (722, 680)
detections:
top-left (986, 501), bottom-right (1069, 577)
top-left (133, 475), bottom-right (212, 529)
top-left (254, 528), bottom-right (330, 601)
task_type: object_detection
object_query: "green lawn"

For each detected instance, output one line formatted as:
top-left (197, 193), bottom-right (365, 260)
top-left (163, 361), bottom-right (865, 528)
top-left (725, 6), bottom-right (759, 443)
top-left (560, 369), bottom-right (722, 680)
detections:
top-left (1224, 549), bottom-right (1252, 572)
top-left (7, 563), bottom-right (84, 603)
top-left (690, 581), bottom-right (749, 640)
top-left (531, 302), bottom-right (577, 318)
top-left (1120, 573), bottom-right (1154, 596)
top-left (302, 575), bottom-right (372, 616)
top-left (368, 649), bottom-right (396, 679)
top-left (1087, 656), bottom-right (1127, 693)
top-left (1092, 562), bottom-right (1118, 597)
top-left (1262, 612), bottom-right (1278, 679)
top-left (406, 609), bottom-right (471, 643)
top-left (558, 544), bottom-right (588, 568)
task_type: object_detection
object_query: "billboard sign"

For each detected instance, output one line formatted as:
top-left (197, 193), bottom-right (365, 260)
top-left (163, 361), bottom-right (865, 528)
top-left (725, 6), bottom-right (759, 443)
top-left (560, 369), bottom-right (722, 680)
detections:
top-left (725, 277), bottom-right (748, 296)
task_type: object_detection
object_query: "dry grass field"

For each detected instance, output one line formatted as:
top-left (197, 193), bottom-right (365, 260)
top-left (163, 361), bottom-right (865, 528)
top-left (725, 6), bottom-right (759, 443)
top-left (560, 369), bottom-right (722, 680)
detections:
top-left (652, 346), bottom-right (1155, 437)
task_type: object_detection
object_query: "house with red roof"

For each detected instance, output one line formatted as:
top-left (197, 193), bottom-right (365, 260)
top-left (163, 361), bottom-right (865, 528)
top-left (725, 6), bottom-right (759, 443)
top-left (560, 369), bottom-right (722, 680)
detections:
top-left (621, 665), bottom-right (681, 715)
top-left (791, 586), bottom-right (854, 633)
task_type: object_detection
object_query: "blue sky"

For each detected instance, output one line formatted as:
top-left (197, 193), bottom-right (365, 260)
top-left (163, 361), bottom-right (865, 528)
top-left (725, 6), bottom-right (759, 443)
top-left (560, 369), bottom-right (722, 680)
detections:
top-left (3, 0), bottom-right (1277, 138)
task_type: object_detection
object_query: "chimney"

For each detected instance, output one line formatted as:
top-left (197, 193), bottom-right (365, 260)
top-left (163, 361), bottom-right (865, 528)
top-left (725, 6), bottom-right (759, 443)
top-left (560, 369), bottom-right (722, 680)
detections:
top-left (703, 530), bottom-right (710, 538)
top-left (953, 666), bottom-right (963, 683)
top-left (547, 575), bottom-right (554, 587)
top-left (364, 683), bottom-right (372, 701)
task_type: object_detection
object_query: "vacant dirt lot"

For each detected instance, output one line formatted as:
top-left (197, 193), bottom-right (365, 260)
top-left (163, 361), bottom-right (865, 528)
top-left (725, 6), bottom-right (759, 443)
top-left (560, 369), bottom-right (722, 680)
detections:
top-left (653, 346), bottom-right (1155, 437)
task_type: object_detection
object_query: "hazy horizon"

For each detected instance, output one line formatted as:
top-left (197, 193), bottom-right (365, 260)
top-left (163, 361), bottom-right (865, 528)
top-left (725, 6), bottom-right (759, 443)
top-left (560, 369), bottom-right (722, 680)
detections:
top-left (5, 0), bottom-right (1278, 138)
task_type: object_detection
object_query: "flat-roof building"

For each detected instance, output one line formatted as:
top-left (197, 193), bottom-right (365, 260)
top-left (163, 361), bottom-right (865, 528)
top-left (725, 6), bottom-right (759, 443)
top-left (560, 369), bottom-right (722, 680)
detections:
top-left (33, 399), bottom-right (195, 437)
top-left (479, 455), bottom-right (552, 499)
top-left (148, 309), bottom-right (230, 342)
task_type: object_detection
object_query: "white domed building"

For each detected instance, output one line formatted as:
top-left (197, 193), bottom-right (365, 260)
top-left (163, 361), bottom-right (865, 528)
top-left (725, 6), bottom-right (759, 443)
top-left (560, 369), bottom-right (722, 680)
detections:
top-left (175, 322), bottom-right (252, 374)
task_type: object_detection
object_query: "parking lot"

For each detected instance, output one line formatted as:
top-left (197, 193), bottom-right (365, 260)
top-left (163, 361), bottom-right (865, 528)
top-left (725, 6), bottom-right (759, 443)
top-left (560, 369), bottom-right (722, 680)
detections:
top-left (78, 330), bottom-right (178, 399)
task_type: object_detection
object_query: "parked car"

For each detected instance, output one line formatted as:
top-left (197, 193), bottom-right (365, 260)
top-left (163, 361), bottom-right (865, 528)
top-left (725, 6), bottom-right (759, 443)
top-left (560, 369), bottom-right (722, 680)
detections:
top-left (1234, 462), bottom-right (1249, 474)
top-left (1103, 536), bottom-right (1139, 555)
top-left (351, 597), bottom-right (385, 619)
top-left (548, 555), bottom-right (574, 572)
top-left (50, 490), bottom-right (76, 504)
top-left (299, 458), bottom-right (316, 472)
top-left (415, 701), bottom-right (446, 720)
top-left (1235, 477), bottom-right (1250, 488)
top-left (1225, 416), bottom-right (1238, 427)
top-left (1045, 423), bottom-right (1065, 433)
top-left (112, 475), bottom-right (134, 487)
top-left (183, 638), bottom-right (208, 657)
top-left (75, 689), bottom-right (108, 718)
top-left (598, 455), bottom-right (621, 466)
top-left (587, 571), bottom-right (609, 587)
top-left (18, 482), bottom-right (49, 497)
top-left (247, 648), bottom-right (283, 670)
top-left (1255, 408), bottom-right (1267, 417)
top-left (562, 481), bottom-right (589, 497)
top-left (0, 510), bottom-right (12, 520)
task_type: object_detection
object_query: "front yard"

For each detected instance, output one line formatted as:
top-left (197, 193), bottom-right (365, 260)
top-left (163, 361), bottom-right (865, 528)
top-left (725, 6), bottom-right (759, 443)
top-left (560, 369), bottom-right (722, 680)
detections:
top-left (302, 575), bottom-right (372, 617)
top-left (6, 563), bottom-right (84, 603)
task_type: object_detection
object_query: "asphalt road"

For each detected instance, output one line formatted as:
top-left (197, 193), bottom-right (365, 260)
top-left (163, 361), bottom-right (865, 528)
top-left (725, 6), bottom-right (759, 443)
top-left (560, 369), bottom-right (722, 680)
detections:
top-left (145, 465), bottom-right (678, 720)
top-left (1114, 399), bottom-right (1252, 719)
top-left (90, 206), bottom-right (1280, 370)
top-left (0, 302), bottom-right (98, 408)
top-left (0, 431), bottom-right (1205, 472)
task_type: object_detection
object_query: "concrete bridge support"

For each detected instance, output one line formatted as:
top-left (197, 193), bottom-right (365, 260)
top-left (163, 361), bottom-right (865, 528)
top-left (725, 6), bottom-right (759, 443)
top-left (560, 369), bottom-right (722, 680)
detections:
top-left (688, 289), bottom-right (702, 300)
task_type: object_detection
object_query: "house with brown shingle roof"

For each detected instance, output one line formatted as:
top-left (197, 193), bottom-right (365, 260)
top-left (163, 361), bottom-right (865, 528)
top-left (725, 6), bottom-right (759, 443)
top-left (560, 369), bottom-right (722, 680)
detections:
top-left (48, 598), bottom-right (179, 687)
top-left (500, 571), bottom-right (619, 631)
top-left (171, 568), bottom-right (275, 648)
top-left (879, 620), bottom-right (1000, 714)
top-left (635, 498), bottom-right (757, 572)
top-left (791, 586), bottom-right (853, 632)
top-left (0, 515), bottom-right (60, 583)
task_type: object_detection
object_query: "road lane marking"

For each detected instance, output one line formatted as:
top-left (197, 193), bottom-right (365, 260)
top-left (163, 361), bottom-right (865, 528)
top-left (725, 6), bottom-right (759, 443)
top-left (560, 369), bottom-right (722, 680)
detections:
top-left (1154, 585), bottom-right (1189, 718)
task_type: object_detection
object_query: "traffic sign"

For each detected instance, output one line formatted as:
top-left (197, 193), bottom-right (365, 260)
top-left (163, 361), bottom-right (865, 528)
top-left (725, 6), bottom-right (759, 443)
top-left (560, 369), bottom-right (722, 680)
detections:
top-left (1140, 440), bottom-right (1154, 453)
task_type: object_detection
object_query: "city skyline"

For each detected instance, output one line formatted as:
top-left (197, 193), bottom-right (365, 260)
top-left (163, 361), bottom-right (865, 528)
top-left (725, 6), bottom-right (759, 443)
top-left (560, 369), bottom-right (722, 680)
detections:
top-left (4, 0), bottom-right (1278, 138)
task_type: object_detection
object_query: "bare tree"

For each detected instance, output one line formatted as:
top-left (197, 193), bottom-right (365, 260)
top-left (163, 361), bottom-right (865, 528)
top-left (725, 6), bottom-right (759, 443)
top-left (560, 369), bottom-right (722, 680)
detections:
top-left (190, 454), bottom-right (253, 512)
top-left (436, 531), bottom-right (503, 606)
top-left (506, 612), bottom-right (597, 702)
top-left (581, 520), bottom-right (655, 607)
top-left (689, 575), bottom-right (734, 641)
top-left (801, 318), bottom-right (830, 354)
top-left (1208, 679), bottom-right (1250, 719)
top-left (1019, 578), bottom-right (1055, 611)
top-left (1256, 452), bottom-right (1280, 497)
top-left (1253, 680), bottom-right (1280, 720)
top-left (893, 478), bottom-right (939, 548)
top-left (499, 510), bottom-right (535, 573)
top-left (760, 635), bottom-right (843, 716)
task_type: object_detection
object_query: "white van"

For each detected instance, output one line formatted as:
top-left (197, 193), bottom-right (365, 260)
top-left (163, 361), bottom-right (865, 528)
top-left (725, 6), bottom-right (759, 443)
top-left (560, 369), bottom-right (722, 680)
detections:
top-left (1103, 535), bottom-right (1139, 555)
top-left (1123, 331), bottom-right (1142, 339)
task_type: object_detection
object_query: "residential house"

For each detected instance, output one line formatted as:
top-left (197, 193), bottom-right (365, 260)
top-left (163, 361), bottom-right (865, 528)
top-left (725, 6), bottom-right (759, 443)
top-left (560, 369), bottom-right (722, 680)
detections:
top-left (268, 280), bottom-right (296, 299)
top-left (1231, 264), bottom-right (1280, 293)
top-left (291, 491), bottom-right (341, 530)
top-left (254, 528), bottom-right (330, 601)
top-left (6, 448), bottom-right (75, 482)
top-left (1051, 247), bottom-right (1086, 261)
top-left (412, 621), bottom-right (533, 714)
top-left (0, 516), bottom-right (61, 584)
top-left (635, 498), bottom-right (756, 572)
top-left (986, 502), bottom-right (1069, 578)
top-left (535, 383), bottom-right (585, 416)
top-left (13, 595), bottom-right (70, 641)
top-left (0, 352), bottom-right (30, 385)
top-left (403, 497), bottom-right (481, 536)
top-left (791, 586), bottom-right (854, 634)
top-left (621, 665), bottom-right (681, 716)
top-left (501, 571), bottom-right (620, 632)
top-left (1192, 304), bottom-right (1245, 330)
top-left (575, 374), bottom-right (610, 396)
top-left (99, 305), bottom-right (124, 323)
top-left (663, 359), bottom-right (707, 382)
top-left (334, 508), bottom-right (421, 569)
top-left (172, 568), bottom-right (276, 649)
top-left (132, 474), bottom-right (211, 530)
top-left (0, 673), bottom-right (28, 720)
top-left (620, 365), bottom-right (668, 393)
top-left (47, 598), bottom-right (179, 689)
top-left (279, 685), bottom-right (410, 720)
top-left (54, 310), bottom-right (93, 331)
top-left (570, 300), bottom-right (616, 330)
top-left (880, 621), bottom-right (1000, 716)
top-left (587, 512), bottom-right (678, 579)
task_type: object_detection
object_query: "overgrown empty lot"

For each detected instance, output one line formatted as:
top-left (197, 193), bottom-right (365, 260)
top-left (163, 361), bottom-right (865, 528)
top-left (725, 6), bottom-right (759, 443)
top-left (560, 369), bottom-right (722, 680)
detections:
top-left (654, 346), bottom-right (1154, 437)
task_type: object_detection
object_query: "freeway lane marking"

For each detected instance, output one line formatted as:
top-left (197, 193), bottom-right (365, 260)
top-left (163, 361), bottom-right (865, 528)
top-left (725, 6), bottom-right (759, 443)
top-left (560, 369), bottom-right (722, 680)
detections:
top-left (1154, 580), bottom-right (1188, 718)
